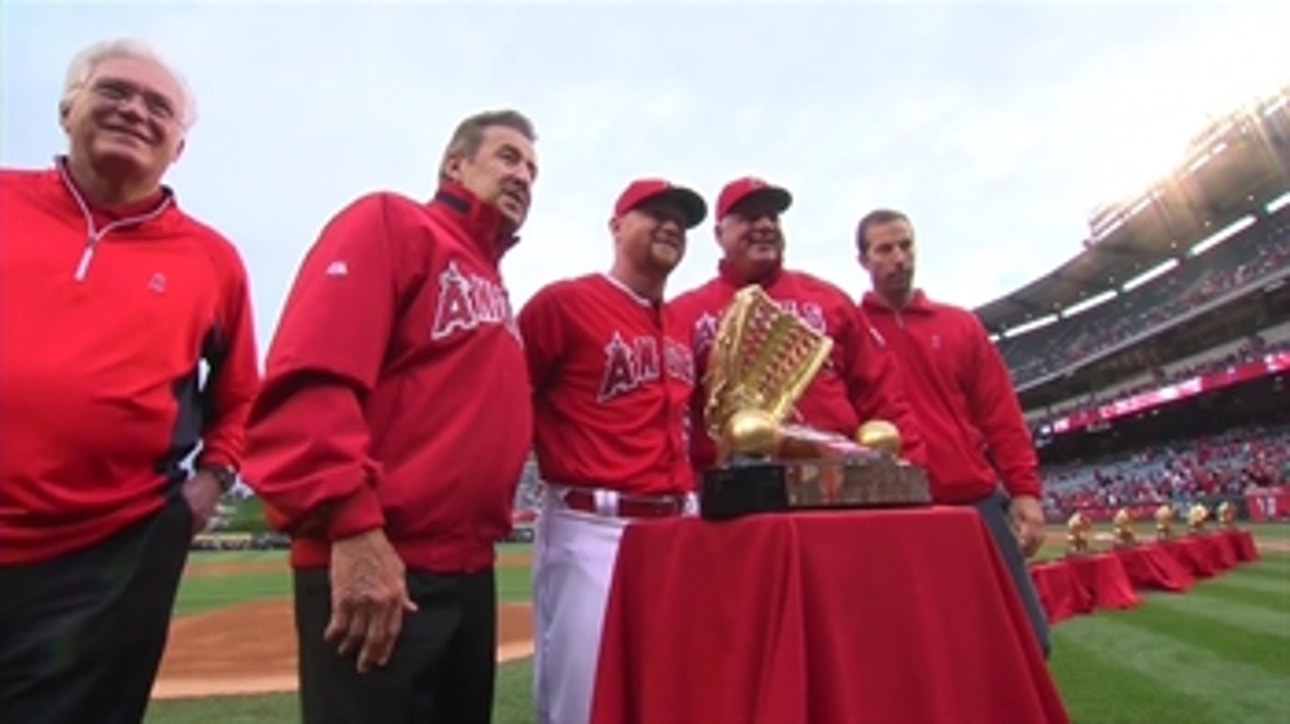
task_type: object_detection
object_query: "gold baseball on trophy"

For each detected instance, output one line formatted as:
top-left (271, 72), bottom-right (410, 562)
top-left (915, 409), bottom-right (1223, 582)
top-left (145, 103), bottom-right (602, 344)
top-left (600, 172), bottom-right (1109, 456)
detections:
top-left (857, 420), bottom-right (902, 457)
top-left (723, 409), bottom-right (781, 458)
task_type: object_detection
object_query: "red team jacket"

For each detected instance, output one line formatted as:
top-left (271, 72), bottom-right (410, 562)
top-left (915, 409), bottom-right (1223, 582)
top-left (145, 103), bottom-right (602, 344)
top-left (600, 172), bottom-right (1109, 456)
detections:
top-left (860, 290), bottom-right (1041, 504)
top-left (243, 184), bottom-right (533, 574)
top-left (0, 164), bottom-right (259, 565)
top-left (519, 274), bottom-right (695, 496)
top-left (669, 262), bottom-right (927, 471)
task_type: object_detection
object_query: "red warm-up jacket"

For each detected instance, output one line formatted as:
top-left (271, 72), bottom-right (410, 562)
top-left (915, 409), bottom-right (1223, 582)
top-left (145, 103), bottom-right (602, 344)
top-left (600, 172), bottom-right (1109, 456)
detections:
top-left (669, 262), bottom-right (927, 471)
top-left (861, 290), bottom-right (1041, 504)
top-left (519, 274), bottom-right (695, 497)
top-left (243, 184), bottom-right (532, 574)
top-left (0, 163), bottom-right (260, 565)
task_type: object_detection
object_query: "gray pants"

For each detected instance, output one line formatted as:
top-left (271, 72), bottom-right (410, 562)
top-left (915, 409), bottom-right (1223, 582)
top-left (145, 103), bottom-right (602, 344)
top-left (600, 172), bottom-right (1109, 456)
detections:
top-left (973, 489), bottom-right (1052, 658)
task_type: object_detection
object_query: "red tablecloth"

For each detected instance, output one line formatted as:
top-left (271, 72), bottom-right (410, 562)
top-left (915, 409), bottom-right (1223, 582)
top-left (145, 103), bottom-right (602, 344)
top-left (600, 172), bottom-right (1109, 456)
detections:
top-left (1224, 528), bottom-right (1260, 562)
top-left (1029, 561), bottom-right (1093, 624)
top-left (590, 507), bottom-right (1069, 724)
top-left (1113, 544), bottom-right (1194, 592)
top-left (1161, 537), bottom-right (1218, 578)
top-left (1064, 553), bottom-right (1140, 611)
top-left (1203, 532), bottom-right (1240, 570)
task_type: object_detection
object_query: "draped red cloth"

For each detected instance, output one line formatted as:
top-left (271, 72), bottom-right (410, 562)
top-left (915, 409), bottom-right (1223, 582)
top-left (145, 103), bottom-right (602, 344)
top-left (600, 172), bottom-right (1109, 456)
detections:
top-left (1113, 545), bottom-right (1195, 592)
top-left (1064, 553), bottom-right (1140, 610)
top-left (590, 507), bottom-right (1069, 724)
top-left (1029, 561), bottom-right (1093, 623)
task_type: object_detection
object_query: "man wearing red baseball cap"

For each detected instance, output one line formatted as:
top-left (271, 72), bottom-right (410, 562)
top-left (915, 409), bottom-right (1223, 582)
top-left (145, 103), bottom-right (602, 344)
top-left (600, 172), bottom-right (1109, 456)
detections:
top-left (670, 177), bottom-right (928, 472)
top-left (518, 178), bottom-right (705, 724)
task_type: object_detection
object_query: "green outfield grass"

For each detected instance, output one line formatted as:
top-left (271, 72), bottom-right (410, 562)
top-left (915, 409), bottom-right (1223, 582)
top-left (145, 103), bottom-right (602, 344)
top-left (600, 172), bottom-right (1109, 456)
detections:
top-left (148, 526), bottom-right (1290, 723)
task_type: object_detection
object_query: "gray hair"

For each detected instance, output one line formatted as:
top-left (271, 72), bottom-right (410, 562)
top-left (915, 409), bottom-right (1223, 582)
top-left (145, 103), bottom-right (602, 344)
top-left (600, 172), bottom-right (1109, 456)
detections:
top-left (439, 109), bottom-right (536, 181)
top-left (61, 38), bottom-right (198, 130)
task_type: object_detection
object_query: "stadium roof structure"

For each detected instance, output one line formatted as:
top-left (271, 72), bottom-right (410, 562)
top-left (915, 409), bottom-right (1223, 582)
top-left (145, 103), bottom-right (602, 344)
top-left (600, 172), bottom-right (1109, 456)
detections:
top-left (976, 85), bottom-right (1290, 335)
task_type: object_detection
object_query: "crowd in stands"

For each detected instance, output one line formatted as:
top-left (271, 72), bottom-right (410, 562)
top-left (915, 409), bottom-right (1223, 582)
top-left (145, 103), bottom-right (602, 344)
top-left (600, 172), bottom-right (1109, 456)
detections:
top-left (1030, 334), bottom-right (1290, 431)
top-left (1041, 425), bottom-right (1289, 516)
top-left (999, 220), bottom-right (1290, 386)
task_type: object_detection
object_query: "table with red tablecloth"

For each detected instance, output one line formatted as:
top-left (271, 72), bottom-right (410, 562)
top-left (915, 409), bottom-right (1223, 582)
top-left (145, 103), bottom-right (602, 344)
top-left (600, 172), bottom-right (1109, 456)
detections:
top-left (1113, 544), bottom-right (1194, 592)
top-left (589, 507), bottom-right (1069, 724)
top-left (1029, 561), bottom-right (1093, 624)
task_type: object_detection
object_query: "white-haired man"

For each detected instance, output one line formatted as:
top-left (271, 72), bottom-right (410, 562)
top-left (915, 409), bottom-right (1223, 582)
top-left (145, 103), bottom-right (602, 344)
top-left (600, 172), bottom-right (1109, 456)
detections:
top-left (0, 39), bottom-right (260, 723)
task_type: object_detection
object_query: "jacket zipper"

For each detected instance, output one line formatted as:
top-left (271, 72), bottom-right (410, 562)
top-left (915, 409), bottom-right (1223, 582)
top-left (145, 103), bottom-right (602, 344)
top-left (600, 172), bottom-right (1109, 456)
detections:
top-left (57, 164), bottom-right (174, 282)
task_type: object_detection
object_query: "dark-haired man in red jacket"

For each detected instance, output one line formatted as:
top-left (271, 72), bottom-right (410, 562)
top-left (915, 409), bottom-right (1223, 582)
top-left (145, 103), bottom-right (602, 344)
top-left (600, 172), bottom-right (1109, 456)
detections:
top-left (244, 109), bottom-right (538, 723)
top-left (856, 207), bottom-right (1051, 656)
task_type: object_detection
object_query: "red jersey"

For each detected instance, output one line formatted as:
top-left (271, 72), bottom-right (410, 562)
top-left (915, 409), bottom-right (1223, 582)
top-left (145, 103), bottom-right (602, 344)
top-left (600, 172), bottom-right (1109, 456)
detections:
top-left (518, 274), bottom-right (695, 496)
top-left (0, 164), bottom-right (259, 565)
top-left (861, 290), bottom-right (1041, 503)
top-left (243, 185), bottom-right (532, 574)
top-left (669, 262), bottom-right (926, 471)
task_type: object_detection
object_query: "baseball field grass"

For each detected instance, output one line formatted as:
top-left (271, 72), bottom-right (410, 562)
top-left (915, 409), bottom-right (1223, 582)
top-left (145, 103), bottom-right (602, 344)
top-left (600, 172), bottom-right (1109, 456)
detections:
top-left (145, 526), bottom-right (1290, 723)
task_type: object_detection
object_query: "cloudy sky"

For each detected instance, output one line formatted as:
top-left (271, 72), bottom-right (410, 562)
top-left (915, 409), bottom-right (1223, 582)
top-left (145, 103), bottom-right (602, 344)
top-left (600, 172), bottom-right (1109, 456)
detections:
top-left (4, 1), bottom-right (1287, 353)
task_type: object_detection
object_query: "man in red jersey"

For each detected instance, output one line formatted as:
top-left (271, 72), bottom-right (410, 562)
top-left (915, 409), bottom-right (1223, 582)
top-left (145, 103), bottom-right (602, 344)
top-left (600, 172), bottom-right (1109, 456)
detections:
top-left (670, 177), bottom-right (927, 472)
top-left (243, 110), bottom-right (538, 723)
top-left (856, 208), bottom-right (1051, 656)
top-left (0, 39), bottom-right (259, 723)
top-left (519, 178), bottom-right (707, 724)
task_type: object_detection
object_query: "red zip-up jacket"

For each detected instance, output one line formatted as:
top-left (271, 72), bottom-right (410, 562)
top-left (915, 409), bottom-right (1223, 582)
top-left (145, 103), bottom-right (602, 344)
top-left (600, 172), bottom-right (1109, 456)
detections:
top-left (243, 184), bottom-right (533, 574)
top-left (0, 163), bottom-right (259, 565)
top-left (519, 274), bottom-right (695, 496)
top-left (861, 290), bottom-right (1041, 504)
top-left (669, 262), bottom-right (927, 471)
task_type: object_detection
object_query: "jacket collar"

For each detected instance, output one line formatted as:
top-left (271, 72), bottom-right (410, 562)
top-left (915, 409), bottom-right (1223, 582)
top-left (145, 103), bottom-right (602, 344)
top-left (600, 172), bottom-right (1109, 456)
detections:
top-left (431, 181), bottom-right (519, 263)
top-left (863, 289), bottom-right (933, 314)
top-left (52, 156), bottom-right (176, 225)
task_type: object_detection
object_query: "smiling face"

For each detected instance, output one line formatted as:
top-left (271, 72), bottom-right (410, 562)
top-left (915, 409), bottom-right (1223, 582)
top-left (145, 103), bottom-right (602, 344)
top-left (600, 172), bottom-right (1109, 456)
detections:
top-left (60, 54), bottom-right (186, 191)
top-left (612, 198), bottom-right (689, 276)
top-left (716, 195), bottom-right (786, 284)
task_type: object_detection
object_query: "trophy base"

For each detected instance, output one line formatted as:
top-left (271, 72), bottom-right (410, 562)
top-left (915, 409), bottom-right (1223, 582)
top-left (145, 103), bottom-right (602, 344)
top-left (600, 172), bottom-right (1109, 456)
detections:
top-left (699, 456), bottom-right (932, 522)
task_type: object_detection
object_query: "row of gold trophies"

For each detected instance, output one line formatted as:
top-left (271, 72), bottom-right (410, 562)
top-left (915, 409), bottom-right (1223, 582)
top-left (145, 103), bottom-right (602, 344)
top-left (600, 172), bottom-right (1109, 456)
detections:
top-left (1066, 501), bottom-right (1239, 555)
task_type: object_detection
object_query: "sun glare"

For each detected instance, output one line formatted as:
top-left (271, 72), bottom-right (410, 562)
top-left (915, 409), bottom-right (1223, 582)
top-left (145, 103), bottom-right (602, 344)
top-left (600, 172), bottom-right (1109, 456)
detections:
top-left (1081, 13), bottom-right (1289, 215)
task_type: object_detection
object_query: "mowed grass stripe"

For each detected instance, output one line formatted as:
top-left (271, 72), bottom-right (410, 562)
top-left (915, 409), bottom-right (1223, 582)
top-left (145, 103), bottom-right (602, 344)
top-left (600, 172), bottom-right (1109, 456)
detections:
top-left (1057, 610), bottom-right (1288, 722)
top-left (1208, 571), bottom-right (1290, 597)
top-left (1050, 628), bottom-right (1216, 724)
top-left (1118, 597), bottom-right (1290, 669)
top-left (1149, 591), bottom-right (1290, 639)
top-left (1187, 576), bottom-right (1290, 614)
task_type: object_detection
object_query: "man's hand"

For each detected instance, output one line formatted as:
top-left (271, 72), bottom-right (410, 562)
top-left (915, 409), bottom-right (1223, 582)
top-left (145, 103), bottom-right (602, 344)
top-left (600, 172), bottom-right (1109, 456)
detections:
top-left (1009, 495), bottom-right (1047, 558)
top-left (182, 471), bottom-right (224, 534)
top-left (325, 529), bottom-right (418, 674)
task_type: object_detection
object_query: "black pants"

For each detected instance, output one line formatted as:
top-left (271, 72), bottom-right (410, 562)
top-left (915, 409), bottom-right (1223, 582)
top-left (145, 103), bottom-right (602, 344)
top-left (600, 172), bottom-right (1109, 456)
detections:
top-left (973, 490), bottom-right (1052, 658)
top-left (0, 493), bottom-right (193, 724)
top-left (295, 566), bottom-right (498, 724)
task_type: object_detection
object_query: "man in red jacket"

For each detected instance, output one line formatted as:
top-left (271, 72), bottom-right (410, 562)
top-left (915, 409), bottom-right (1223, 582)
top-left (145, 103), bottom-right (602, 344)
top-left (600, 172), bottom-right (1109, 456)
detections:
top-left (856, 207), bottom-right (1051, 656)
top-left (243, 110), bottom-right (538, 723)
top-left (519, 178), bottom-right (706, 724)
top-left (670, 177), bottom-right (927, 472)
top-left (0, 39), bottom-right (260, 722)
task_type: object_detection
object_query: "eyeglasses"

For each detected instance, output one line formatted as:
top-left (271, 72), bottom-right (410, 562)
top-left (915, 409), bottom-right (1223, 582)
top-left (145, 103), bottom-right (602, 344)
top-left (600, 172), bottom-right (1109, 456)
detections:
top-left (87, 78), bottom-right (179, 124)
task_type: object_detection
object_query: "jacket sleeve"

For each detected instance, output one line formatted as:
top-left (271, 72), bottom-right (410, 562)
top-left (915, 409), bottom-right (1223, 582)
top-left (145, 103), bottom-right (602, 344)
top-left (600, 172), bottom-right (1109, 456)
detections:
top-left (517, 285), bottom-right (567, 396)
top-left (196, 247), bottom-right (261, 472)
top-left (965, 315), bottom-right (1041, 498)
top-left (242, 195), bottom-right (402, 540)
top-left (843, 305), bottom-right (929, 466)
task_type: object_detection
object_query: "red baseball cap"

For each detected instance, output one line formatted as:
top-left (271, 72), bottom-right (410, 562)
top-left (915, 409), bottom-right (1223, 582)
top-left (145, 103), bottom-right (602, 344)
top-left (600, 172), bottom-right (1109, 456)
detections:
top-left (716, 176), bottom-right (793, 219)
top-left (614, 178), bottom-right (707, 229)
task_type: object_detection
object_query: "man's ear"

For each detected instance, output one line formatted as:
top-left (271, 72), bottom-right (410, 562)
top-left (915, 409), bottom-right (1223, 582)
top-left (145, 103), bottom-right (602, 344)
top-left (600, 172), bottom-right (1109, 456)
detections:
top-left (442, 154), bottom-right (462, 181)
top-left (172, 137), bottom-right (187, 163)
top-left (858, 250), bottom-right (870, 271)
top-left (58, 100), bottom-right (72, 133)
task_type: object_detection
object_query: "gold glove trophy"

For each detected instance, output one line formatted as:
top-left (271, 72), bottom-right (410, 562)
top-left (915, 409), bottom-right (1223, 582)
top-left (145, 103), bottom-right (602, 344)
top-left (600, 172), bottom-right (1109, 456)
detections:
top-left (1112, 507), bottom-right (1138, 548)
top-left (698, 286), bottom-right (931, 521)
top-left (1154, 504), bottom-right (1176, 541)
top-left (1187, 503), bottom-right (1210, 534)
top-left (1065, 511), bottom-right (1093, 555)
top-left (1217, 501), bottom-right (1238, 529)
